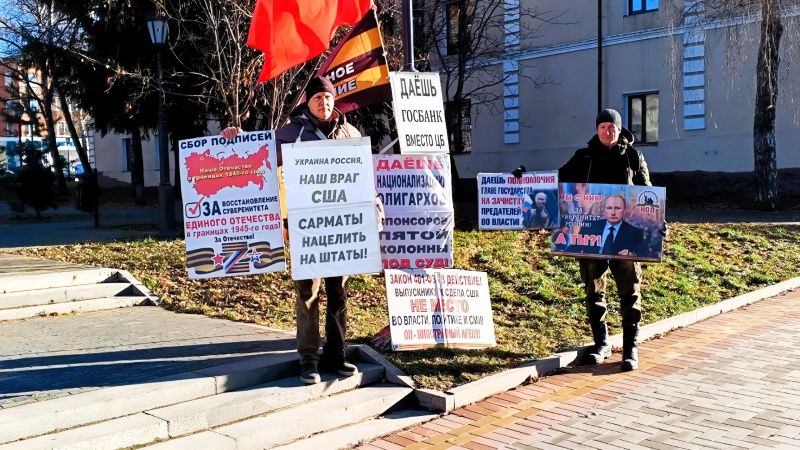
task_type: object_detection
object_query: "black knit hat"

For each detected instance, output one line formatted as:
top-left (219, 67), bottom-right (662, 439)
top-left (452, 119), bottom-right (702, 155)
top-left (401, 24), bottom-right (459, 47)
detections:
top-left (596, 108), bottom-right (622, 129)
top-left (305, 76), bottom-right (335, 99)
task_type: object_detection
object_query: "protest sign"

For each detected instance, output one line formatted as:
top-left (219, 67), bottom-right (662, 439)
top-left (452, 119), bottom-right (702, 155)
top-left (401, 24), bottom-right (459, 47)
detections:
top-left (386, 268), bottom-right (496, 351)
top-left (478, 171), bottom-right (559, 230)
top-left (282, 137), bottom-right (383, 279)
top-left (179, 131), bottom-right (284, 279)
top-left (551, 183), bottom-right (666, 262)
top-left (374, 154), bottom-right (454, 270)
top-left (389, 72), bottom-right (449, 154)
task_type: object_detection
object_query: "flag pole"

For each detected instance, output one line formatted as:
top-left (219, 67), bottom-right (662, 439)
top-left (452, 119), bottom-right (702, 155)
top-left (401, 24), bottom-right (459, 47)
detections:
top-left (402, 0), bottom-right (416, 71)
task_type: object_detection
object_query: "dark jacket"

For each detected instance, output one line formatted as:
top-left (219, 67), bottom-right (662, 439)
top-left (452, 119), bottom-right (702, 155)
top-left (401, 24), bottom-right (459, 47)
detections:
top-left (585, 219), bottom-right (645, 256)
top-left (276, 107), bottom-right (360, 153)
top-left (559, 127), bottom-right (651, 186)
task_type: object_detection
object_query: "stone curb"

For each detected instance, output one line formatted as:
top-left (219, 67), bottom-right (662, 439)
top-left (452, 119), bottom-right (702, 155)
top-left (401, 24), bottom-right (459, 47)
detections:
top-left (412, 275), bottom-right (800, 413)
top-left (352, 344), bottom-right (415, 389)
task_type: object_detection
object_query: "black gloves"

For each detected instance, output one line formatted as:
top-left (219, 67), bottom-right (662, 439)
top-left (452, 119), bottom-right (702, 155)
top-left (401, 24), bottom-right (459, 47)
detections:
top-left (511, 165), bottom-right (527, 178)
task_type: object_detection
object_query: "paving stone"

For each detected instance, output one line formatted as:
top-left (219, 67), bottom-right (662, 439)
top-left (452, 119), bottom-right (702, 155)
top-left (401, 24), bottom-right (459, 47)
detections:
top-left (368, 288), bottom-right (800, 450)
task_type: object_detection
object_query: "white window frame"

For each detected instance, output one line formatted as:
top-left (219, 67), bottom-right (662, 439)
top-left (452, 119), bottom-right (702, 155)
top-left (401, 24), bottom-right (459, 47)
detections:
top-left (625, 91), bottom-right (659, 145)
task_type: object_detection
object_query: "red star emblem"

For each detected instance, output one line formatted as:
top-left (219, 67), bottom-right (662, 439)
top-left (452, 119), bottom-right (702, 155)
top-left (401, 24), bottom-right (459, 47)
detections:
top-left (211, 253), bottom-right (225, 266)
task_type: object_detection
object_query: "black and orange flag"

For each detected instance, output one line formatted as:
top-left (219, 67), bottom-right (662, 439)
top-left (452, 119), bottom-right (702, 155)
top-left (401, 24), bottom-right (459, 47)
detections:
top-left (315, 8), bottom-right (392, 113)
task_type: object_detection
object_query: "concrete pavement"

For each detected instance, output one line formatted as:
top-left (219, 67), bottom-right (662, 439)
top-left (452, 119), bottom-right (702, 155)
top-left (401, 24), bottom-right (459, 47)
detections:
top-left (0, 307), bottom-right (297, 409)
top-left (363, 287), bottom-right (800, 449)
top-left (0, 203), bottom-right (184, 249)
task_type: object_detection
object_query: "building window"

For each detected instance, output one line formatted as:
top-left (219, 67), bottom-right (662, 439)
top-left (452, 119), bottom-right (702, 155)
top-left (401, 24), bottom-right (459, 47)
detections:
top-left (57, 121), bottom-right (69, 136)
top-left (629, 0), bottom-right (658, 14)
top-left (6, 122), bottom-right (12, 136)
top-left (446, 1), bottom-right (464, 55)
top-left (446, 99), bottom-right (471, 153)
top-left (4, 72), bottom-right (12, 88)
top-left (413, 0), bottom-right (426, 39)
top-left (122, 137), bottom-right (133, 172)
top-left (628, 92), bottom-right (659, 145)
top-left (28, 99), bottom-right (39, 112)
top-left (26, 72), bottom-right (36, 84)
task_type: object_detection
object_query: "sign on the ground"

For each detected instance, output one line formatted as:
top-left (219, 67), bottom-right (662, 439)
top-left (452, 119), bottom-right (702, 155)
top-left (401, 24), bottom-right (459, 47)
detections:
top-left (389, 72), bottom-right (449, 154)
top-left (551, 183), bottom-right (666, 262)
top-left (385, 268), bottom-right (496, 351)
top-left (373, 154), bottom-right (454, 270)
top-left (179, 132), bottom-right (285, 279)
top-left (282, 137), bottom-right (383, 279)
top-left (477, 171), bottom-right (560, 230)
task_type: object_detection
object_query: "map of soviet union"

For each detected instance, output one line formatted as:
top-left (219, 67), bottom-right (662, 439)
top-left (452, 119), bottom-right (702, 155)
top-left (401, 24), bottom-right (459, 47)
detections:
top-left (184, 143), bottom-right (271, 197)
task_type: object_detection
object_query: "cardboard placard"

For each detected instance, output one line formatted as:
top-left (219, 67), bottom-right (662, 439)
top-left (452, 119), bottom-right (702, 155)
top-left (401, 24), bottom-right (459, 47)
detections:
top-left (374, 154), bottom-right (454, 270)
top-left (386, 268), bottom-right (496, 351)
top-left (179, 131), bottom-right (285, 279)
top-left (282, 137), bottom-right (383, 279)
top-left (389, 72), bottom-right (449, 154)
top-left (551, 183), bottom-right (666, 262)
top-left (478, 171), bottom-right (560, 230)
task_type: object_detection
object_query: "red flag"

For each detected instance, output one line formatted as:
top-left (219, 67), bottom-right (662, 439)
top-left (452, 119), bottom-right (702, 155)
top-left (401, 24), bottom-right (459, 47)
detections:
top-left (315, 8), bottom-right (391, 113)
top-left (248, 0), bottom-right (374, 82)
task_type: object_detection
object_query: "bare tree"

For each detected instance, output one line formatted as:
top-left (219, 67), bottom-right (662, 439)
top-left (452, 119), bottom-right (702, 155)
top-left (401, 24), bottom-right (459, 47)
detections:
top-left (55, 84), bottom-right (91, 169)
top-left (159, 0), bottom-right (318, 132)
top-left (0, 0), bottom-right (93, 191)
top-left (414, 0), bottom-right (570, 153)
top-left (668, 0), bottom-right (800, 210)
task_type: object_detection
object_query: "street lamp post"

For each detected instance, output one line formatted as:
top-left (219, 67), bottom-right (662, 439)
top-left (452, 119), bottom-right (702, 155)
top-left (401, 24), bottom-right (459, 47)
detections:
top-left (148, 18), bottom-right (176, 238)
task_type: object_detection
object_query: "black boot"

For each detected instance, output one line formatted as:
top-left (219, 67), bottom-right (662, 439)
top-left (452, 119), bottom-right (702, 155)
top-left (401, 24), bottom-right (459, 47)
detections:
top-left (621, 322), bottom-right (639, 372)
top-left (577, 321), bottom-right (611, 365)
top-left (320, 353), bottom-right (358, 377)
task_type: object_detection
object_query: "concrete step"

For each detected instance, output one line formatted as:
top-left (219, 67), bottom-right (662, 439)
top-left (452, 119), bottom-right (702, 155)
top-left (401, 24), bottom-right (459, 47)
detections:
top-left (273, 409), bottom-right (439, 450)
top-left (2, 364), bottom-right (386, 450)
top-left (208, 383), bottom-right (413, 449)
top-left (0, 413), bottom-right (168, 450)
top-left (0, 282), bottom-right (136, 310)
top-left (0, 352), bottom-right (304, 444)
top-left (139, 431), bottom-right (235, 450)
top-left (0, 372), bottom-right (215, 445)
top-left (0, 296), bottom-right (150, 322)
top-left (147, 362), bottom-right (384, 438)
top-left (0, 268), bottom-right (119, 293)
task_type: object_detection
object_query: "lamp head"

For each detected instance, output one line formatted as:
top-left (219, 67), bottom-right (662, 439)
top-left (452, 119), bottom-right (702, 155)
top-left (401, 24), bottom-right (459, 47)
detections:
top-left (147, 19), bottom-right (169, 46)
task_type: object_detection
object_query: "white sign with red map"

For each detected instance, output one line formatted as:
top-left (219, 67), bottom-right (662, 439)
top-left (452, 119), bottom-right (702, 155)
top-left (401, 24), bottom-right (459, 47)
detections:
top-left (179, 131), bottom-right (285, 279)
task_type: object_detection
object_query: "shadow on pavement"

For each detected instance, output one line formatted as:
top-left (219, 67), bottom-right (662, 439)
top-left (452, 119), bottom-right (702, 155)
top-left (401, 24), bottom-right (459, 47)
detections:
top-left (0, 339), bottom-right (296, 397)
